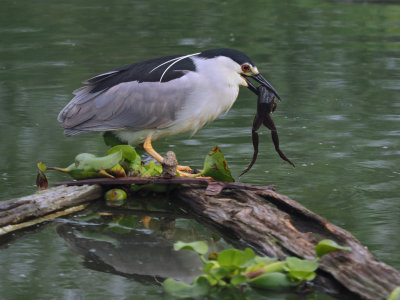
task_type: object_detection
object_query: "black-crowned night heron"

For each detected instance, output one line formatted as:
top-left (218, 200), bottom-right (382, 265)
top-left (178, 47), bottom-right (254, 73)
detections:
top-left (58, 48), bottom-right (281, 172)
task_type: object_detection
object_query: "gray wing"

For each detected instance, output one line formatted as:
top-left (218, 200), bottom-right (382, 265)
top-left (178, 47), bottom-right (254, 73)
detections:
top-left (58, 75), bottom-right (195, 136)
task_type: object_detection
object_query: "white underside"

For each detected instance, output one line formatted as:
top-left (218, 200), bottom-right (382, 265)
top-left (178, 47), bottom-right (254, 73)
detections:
top-left (115, 56), bottom-right (246, 145)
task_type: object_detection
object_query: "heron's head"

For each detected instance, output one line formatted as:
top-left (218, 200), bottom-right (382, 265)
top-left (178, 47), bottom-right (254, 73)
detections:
top-left (198, 49), bottom-right (281, 100)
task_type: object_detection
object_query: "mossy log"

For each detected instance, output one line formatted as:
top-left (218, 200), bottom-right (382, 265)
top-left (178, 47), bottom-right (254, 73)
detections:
top-left (0, 178), bottom-right (399, 299)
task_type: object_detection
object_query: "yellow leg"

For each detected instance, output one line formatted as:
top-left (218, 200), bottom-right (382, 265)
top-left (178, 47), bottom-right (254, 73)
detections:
top-left (143, 134), bottom-right (194, 175)
top-left (143, 135), bottom-right (164, 163)
top-left (177, 165), bottom-right (192, 171)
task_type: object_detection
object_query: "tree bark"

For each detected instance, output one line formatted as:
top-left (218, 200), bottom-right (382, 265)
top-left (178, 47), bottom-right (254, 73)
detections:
top-left (0, 184), bottom-right (102, 229)
top-left (174, 186), bottom-right (400, 300)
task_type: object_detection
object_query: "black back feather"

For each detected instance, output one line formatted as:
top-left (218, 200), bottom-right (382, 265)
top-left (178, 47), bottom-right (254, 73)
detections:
top-left (88, 55), bottom-right (197, 93)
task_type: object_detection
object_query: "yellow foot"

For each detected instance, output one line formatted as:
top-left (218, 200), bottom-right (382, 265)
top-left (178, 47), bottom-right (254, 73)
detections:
top-left (177, 165), bottom-right (192, 172)
top-left (177, 170), bottom-right (197, 177)
top-left (177, 170), bottom-right (213, 180)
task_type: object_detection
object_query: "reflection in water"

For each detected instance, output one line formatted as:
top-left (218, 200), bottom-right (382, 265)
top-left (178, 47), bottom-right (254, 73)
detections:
top-left (54, 198), bottom-right (225, 284)
top-left (56, 217), bottom-right (204, 283)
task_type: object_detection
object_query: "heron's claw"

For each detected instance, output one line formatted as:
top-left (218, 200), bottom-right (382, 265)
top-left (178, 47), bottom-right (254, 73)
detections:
top-left (177, 165), bottom-right (193, 172)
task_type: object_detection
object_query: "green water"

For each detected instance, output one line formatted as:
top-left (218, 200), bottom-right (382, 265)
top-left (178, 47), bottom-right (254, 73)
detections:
top-left (1, 0), bottom-right (399, 299)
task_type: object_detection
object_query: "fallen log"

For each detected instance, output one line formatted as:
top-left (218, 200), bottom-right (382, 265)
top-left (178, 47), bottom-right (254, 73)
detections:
top-left (175, 186), bottom-right (400, 300)
top-left (0, 184), bottom-right (103, 231)
top-left (0, 178), bottom-right (399, 300)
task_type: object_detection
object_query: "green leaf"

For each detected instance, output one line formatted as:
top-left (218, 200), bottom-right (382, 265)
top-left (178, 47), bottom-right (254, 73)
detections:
top-left (57, 164), bottom-right (114, 179)
top-left (75, 151), bottom-right (122, 171)
top-left (263, 261), bottom-right (286, 274)
top-left (174, 241), bottom-right (209, 255)
top-left (218, 248), bottom-right (256, 268)
top-left (37, 161), bottom-right (47, 173)
top-left (200, 266), bottom-right (218, 286)
top-left (286, 257), bottom-right (318, 272)
top-left (204, 261), bottom-right (219, 274)
top-left (107, 163), bottom-right (127, 177)
top-left (210, 267), bottom-right (229, 280)
top-left (141, 161), bottom-right (162, 177)
top-left (285, 257), bottom-right (318, 282)
top-left (163, 276), bottom-right (210, 298)
top-left (230, 274), bottom-right (249, 286)
top-left (106, 145), bottom-right (141, 172)
top-left (249, 272), bottom-right (296, 290)
top-left (315, 239), bottom-right (351, 258)
top-left (254, 256), bottom-right (278, 266)
top-left (388, 286), bottom-right (400, 300)
top-left (200, 145), bottom-right (234, 182)
top-left (106, 145), bottom-right (137, 161)
top-left (288, 270), bottom-right (316, 282)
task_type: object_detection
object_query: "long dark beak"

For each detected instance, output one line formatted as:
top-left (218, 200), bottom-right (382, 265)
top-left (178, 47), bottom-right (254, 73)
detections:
top-left (246, 74), bottom-right (281, 100)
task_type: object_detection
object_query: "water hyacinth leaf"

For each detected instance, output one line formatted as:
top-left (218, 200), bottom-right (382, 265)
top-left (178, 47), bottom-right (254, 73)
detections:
top-left (204, 261), bottom-right (219, 274)
top-left (141, 161), bottom-right (162, 177)
top-left (75, 151), bottom-right (122, 171)
top-left (388, 286), bottom-right (400, 300)
top-left (285, 257), bottom-right (318, 281)
top-left (106, 145), bottom-right (137, 162)
top-left (174, 241), bottom-right (209, 255)
top-left (201, 264), bottom-right (219, 286)
top-left (210, 267), bottom-right (230, 280)
top-left (107, 164), bottom-right (127, 177)
top-left (231, 274), bottom-right (249, 286)
top-left (254, 256), bottom-right (278, 266)
top-left (163, 276), bottom-right (210, 298)
top-left (246, 261), bottom-right (286, 279)
top-left (218, 248), bottom-right (256, 268)
top-left (106, 145), bottom-right (141, 172)
top-left (315, 239), bottom-right (351, 258)
top-left (201, 146), bottom-right (234, 182)
top-left (286, 257), bottom-right (318, 272)
top-left (63, 163), bottom-right (114, 179)
top-left (249, 272), bottom-right (296, 290)
top-left (263, 261), bottom-right (286, 274)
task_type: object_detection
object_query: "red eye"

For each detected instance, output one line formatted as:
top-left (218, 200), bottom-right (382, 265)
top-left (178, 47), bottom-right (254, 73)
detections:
top-left (241, 64), bottom-right (250, 72)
